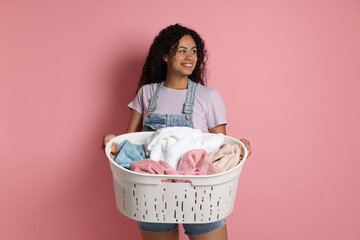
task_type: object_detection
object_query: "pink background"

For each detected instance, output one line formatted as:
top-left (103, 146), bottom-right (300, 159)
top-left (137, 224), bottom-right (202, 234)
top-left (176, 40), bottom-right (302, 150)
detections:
top-left (1, 0), bottom-right (360, 239)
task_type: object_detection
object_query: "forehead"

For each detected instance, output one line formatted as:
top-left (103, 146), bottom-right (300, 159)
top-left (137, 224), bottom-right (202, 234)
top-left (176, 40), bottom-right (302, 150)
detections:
top-left (177, 35), bottom-right (196, 48)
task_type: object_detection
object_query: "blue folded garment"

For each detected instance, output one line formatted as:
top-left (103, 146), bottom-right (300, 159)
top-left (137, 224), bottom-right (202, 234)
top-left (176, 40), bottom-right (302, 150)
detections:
top-left (113, 140), bottom-right (147, 169)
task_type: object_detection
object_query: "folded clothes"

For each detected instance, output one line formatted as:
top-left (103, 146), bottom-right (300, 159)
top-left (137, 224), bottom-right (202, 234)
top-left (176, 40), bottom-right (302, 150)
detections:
top-left (131, 149), bottom-right (217, 182)
top-left (113, 140), bottom-right (147, 169)
top-left (209, 144), bottom-right (242, 173)
top-left (145, 127), bottom-right (224, 169)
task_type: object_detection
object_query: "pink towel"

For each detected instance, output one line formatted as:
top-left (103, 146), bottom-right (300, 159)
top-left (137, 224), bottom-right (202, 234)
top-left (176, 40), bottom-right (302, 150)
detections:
top-left (177, 149), bottom-right (218, 175)
top-left (131, 159), bottom-right (179, 182)
top-left (131, 149), bottom-right (217, 182)
top-left (131, 159), bottom-right (178, 175)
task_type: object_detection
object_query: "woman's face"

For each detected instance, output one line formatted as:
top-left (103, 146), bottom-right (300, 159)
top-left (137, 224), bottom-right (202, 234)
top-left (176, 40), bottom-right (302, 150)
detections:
top-left (164, 35), bottom-right (198, 78)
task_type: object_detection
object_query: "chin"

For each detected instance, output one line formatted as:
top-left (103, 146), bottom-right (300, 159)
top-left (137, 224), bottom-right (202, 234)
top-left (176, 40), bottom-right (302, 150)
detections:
top-left (183, 69), bottom-right (195, 76)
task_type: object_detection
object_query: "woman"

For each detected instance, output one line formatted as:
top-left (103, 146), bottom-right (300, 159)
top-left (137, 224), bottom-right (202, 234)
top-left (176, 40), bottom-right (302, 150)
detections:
top-left (103, 23), bottom-right (251, 240)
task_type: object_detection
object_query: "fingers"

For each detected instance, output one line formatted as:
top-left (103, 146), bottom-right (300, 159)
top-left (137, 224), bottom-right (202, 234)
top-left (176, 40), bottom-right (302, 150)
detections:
top-left (237, 144), bottom-right (244, 160)
top-left (111, 142), bottom-right (120, 156)
top-left (103, 134), bottom-right (115, 145)
top-left (240, 138), bottom-right (252, 156)
top-left (102, 134), bottom-right (116, 151)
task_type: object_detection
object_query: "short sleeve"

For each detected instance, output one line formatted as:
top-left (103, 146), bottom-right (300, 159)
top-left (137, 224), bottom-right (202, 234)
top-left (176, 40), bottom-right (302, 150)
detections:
top-left (206, 88), bottom-right (227, 129)
top-left (128, 86), bottom-right (145, 115)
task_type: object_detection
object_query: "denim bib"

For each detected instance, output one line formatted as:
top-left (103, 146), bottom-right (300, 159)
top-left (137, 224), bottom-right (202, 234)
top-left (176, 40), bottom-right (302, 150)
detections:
top-left (143, 79), bottom-right (198, 132)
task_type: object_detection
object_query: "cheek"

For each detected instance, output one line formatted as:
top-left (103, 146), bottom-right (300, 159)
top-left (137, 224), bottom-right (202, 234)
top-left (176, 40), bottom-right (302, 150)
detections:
top-left (167, 61), bottom-right (175, 69)
top-left (171, 58), bottom-right (182, 67)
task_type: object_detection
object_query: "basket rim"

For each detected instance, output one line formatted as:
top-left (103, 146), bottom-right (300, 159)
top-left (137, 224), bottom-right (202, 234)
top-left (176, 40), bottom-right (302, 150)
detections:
top-left (105, 131), bottom-right (248, 179)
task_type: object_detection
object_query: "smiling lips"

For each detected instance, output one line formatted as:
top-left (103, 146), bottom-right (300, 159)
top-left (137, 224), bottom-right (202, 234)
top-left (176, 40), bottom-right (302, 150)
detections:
top-left (182, 63), bottom-right (193, 68)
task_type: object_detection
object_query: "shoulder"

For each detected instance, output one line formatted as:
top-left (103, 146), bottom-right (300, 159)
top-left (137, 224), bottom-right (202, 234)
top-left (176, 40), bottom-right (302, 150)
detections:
top-left (137, 83), bottom-right (159, 96)
top-left (139, 83), bottom-right (158, 92)
top-left (196, 84), bottom-right (222, 100)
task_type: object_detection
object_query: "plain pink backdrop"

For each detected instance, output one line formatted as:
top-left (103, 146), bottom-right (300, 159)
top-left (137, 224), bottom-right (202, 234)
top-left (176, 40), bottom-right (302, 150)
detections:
top-left (1, 0), bottom-right (359, 239)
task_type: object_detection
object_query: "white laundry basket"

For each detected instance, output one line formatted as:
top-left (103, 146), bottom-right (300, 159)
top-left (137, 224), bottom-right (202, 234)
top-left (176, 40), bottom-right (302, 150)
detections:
top-left (105, 132), bottom-right (248, 223)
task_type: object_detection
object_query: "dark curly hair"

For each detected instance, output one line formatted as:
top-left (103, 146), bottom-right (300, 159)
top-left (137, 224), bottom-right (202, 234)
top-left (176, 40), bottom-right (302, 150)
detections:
top-left (137, 24), bottom-right (208, 92)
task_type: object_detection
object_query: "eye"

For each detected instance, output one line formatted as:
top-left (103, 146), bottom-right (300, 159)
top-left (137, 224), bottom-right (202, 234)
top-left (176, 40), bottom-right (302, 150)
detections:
top-left (179, 50), bottom-right (185, 53)
top-left (191, 50), bottom-right (197, 53)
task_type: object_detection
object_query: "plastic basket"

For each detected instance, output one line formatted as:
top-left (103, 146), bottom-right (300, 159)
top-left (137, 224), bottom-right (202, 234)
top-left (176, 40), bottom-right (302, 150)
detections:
top-left (105, 132), bottom-right (248, 223)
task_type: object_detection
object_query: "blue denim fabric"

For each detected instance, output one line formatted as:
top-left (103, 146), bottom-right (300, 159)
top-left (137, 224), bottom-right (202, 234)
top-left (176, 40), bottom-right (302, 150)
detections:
top-left (143, 113), bottom-right (194, 131)
top-left (138, 219), bottom-right (227, 236)
top-left (139, 79), bottom-right (226, 236)
top-left (143, 79), bottom-right (196, 131)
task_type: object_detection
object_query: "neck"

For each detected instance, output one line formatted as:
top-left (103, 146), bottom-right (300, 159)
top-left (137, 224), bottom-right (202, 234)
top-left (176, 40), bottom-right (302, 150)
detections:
top-left (164, 76), bottom-right (188, 89)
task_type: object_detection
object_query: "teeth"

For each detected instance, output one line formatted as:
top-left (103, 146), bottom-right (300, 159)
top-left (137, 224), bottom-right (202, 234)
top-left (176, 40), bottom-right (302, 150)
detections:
top-left (183, 64), bottom-right (192, 67)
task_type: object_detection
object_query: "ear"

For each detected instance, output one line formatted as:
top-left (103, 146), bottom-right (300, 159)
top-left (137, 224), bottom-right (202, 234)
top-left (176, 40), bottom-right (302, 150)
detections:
top-left (163, 54), bottom-right (168, 62)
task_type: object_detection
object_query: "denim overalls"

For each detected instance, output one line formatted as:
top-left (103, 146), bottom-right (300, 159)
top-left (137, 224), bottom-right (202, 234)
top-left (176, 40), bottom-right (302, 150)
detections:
top-left (138, 79), bottom-right (227, 235)
top-left (143, 79), bottom-right (197, 131)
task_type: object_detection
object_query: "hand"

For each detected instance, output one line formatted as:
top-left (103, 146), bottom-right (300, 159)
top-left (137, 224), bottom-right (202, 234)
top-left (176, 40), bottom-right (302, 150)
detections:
top-left (102, 134), bottom-right (116, 152)
top-left (240, 138), bottom-right (251, 157)
top-left (110, 142), bottom-right (120, 158)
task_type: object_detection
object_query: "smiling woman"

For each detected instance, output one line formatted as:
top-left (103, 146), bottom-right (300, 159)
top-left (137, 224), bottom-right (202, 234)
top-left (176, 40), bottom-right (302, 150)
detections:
top-left (102, 23), bottom-right (251, 240)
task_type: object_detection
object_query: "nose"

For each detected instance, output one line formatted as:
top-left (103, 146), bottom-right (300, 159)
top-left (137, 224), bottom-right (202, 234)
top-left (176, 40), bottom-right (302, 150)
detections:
top-left (185, 53), bottom-right (193, 61)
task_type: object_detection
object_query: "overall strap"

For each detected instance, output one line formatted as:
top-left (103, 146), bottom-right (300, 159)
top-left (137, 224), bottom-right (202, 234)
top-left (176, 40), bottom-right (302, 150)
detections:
top-left (183, 79), bottom-right (198, 114)
top-left (148, 81), bottom-right (164, 114)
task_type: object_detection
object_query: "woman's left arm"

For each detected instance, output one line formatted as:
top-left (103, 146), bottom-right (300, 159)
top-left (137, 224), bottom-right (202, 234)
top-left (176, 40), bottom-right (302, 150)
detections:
top-left (209, 124), bottom-right (251, 156)
top-left (209, 124), bottom-right (227, 135)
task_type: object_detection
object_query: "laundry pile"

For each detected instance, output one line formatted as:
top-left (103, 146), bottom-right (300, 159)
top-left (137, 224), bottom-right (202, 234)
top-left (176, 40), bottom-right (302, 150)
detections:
top-left (112, 127), bottom-right (243, 179)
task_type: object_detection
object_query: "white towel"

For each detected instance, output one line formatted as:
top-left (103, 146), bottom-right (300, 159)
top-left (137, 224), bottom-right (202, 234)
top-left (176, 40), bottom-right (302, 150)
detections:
top-left (145, 127), bottom-right (224, 169)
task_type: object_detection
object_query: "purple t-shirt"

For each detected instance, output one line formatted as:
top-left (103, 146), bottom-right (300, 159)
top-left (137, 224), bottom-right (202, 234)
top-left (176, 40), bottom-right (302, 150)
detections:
top-left (128, 83), bottom-right (227, 133)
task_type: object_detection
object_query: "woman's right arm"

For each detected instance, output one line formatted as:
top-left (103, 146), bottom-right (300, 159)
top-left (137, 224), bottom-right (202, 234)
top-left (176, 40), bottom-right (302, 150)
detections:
top-left (126, 109), bottom-right (143, 133)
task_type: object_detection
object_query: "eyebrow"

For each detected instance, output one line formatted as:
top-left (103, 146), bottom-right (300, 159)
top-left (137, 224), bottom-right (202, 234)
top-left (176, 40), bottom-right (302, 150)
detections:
top-left (178, 46), bottom-right (197, 49)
